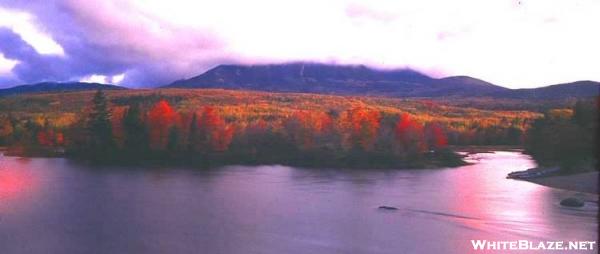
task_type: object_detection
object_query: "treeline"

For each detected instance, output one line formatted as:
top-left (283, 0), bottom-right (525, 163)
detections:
top-left (0, 90), bottom-right (465, 168)
top-left (445, 124), bottom-right (524, 146)
top-left (525, 99), bottom-right (599, 172)
top-left (1, 89), bottom-right (557, 168)
top-left (0, 114), bottom-right (66, 156)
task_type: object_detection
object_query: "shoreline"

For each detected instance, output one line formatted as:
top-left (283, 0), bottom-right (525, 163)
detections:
top-left (5, 147), bottom-right (597, 193)
top-left (451, 145), bottom-right (523, 154)
top-left (523, 171), bottom-right (599, 195)
top-left (0, 149), bottom-right (466, 170)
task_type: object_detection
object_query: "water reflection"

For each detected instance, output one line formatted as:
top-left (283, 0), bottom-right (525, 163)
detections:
top-left (0, 158), bottom-right (40, 213)
top-left (443, 152), bottom-right (554, 239)
top-left (0, 152), bottom-right (596, 254)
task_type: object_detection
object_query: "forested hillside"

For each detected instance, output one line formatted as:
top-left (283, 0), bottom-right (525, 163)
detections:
top-left (0, 89), bottom-right (544, 168)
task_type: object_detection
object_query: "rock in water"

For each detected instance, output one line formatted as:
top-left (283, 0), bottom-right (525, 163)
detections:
top-left (560, 197), bottom-right (584, 207)
top-left (378, 206), bottom-right (398, 210)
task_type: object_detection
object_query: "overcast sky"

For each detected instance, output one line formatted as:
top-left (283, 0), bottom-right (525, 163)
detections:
top-left (0, 0), bottom-right (598, 88)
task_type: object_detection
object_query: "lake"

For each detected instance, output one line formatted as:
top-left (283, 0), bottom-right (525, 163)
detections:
top-left (0, 151), bottom-right (597, 253)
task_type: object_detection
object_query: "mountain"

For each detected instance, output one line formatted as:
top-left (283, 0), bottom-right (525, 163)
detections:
top-left (165, 63), bottom-right (600, 99)
top-left (4, 64), bottom-right (597, 100)
top-left (421, 76), bottom-right (509, 97)
top-left (165, 63), bottom-right (510, 97)
top-left (0, 82), bottom-right (127, 96)
top-left (495, 81), bottom-right (600, 99)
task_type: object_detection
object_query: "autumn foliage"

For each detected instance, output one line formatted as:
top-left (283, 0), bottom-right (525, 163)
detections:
top-left (0, 88), bottom-right (560, 167)
top-left (338, 106), bottom-right (381, 151)
top-left (424, 123), bottom-right (448, 150)
top-left (285, 110), bottom-right (333, 150)
top-left (525, 100), bottom-right (599, 170)
top-left (194, 106), bottom-right (234, 152)
top-left (147, 100), bottom-right (179, 150)
top-left (395, 113), bottom-right (426, 155)
top-left (37, 130), bottom-right (64, 147)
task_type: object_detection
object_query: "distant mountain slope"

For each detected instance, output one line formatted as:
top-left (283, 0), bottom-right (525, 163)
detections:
top-left (4, 64), bottom-right (598, 100)
top-left (424, 76), bottom-right (509, 97)
top-left (0, 82), bottom-right (126, 96)
top-left (165, 63), bottom-right (510, 97)
top-left (495, 81), bottom-right (600, 99)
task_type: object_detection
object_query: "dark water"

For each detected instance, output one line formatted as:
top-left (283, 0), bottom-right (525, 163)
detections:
top-left (0, 151), bottom-right (597, 254)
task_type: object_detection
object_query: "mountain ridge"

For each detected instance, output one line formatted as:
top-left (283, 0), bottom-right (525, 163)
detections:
top-left (0, 82), bottom-right (127, 97)
top-left (166, 63), bottom-right (513, 97)
top-left (494, 80), bottom-right (600, 99)
top-left (165, 63), bottom-right (599, 99)
top-left (1, 63), bottom-right (598, 100)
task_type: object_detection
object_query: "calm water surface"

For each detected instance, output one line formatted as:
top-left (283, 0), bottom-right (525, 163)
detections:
top-left (0, 151), bottom-right (597, 254)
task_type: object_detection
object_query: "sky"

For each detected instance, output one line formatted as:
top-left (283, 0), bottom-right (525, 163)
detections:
top-left (0, 0), bottom-right (598, 89)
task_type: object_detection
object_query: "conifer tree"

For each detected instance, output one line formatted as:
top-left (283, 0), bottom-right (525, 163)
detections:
top-left (187, 112), bottom-right (199, 153)
top-left (123, 103), bottom-right (148, 157)
top-left (86, 89), bottom-right (115, 158)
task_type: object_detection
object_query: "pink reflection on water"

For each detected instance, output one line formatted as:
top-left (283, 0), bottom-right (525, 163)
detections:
top-left (444, 151), bottom-right (559, 239)
top-left (0, 158), bottom-right (39, 212)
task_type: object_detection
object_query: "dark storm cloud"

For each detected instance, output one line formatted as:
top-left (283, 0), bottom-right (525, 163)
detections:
top-left (0, 27), bottom-right (70, 83)
top-left (0, 27), bottom-right (129, 85)
top-left (0, 0), bottom-right (227, 88)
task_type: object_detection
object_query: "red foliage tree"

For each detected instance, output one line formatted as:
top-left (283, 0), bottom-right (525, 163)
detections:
top-left (36, 129), bottom-right (65, 147)
top-left (199, 107), bottom-right (221, 133)
top-left (36, 130), bottom-right (52, 146)
top-left (147, 100), bottom-right (179, 150)
top-left (395, 113), bottom-right (426, 154)
top-left (55, 132), bottom-right (65, 146)
top-left (211, 124), bottom-right (235, 152)
top-left (424, 122), bottom-right (448, 150)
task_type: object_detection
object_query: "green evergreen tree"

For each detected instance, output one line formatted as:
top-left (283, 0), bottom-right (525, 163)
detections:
top-left (123, 103), bottom-right (149, 157)
top-left (86, 89), bottom-right (115, 158)
top-left (166, 126), bottom-right (180, 156)
top-left (187, 112), bottom-right (199, 153)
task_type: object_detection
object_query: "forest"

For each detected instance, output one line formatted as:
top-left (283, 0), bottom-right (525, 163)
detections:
top-left (525, 100), bottom-right (599, 172)
top-left (1, 88), bottom-right (591, 169)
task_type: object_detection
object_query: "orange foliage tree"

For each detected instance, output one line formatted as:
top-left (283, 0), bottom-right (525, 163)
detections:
top-left (0, 117), bottom-right (13, 143)
top-left (189, 106), bottom-right (235, 152)
top-left (338, 106), bottom-right (381, 151)
top-left (285, 110), bottom-right (333, 150)
top-left (110, 106), bottom-right (127, 148)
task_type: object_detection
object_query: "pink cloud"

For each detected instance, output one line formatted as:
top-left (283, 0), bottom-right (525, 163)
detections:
top-left (345, 3), bottom-right (397, 23)
top-left (0, 0), bottom-right (599, 88)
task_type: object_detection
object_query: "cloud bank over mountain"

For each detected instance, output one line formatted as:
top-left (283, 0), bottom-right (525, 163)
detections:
top-left (0, 0), bottom-right (598, 88)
